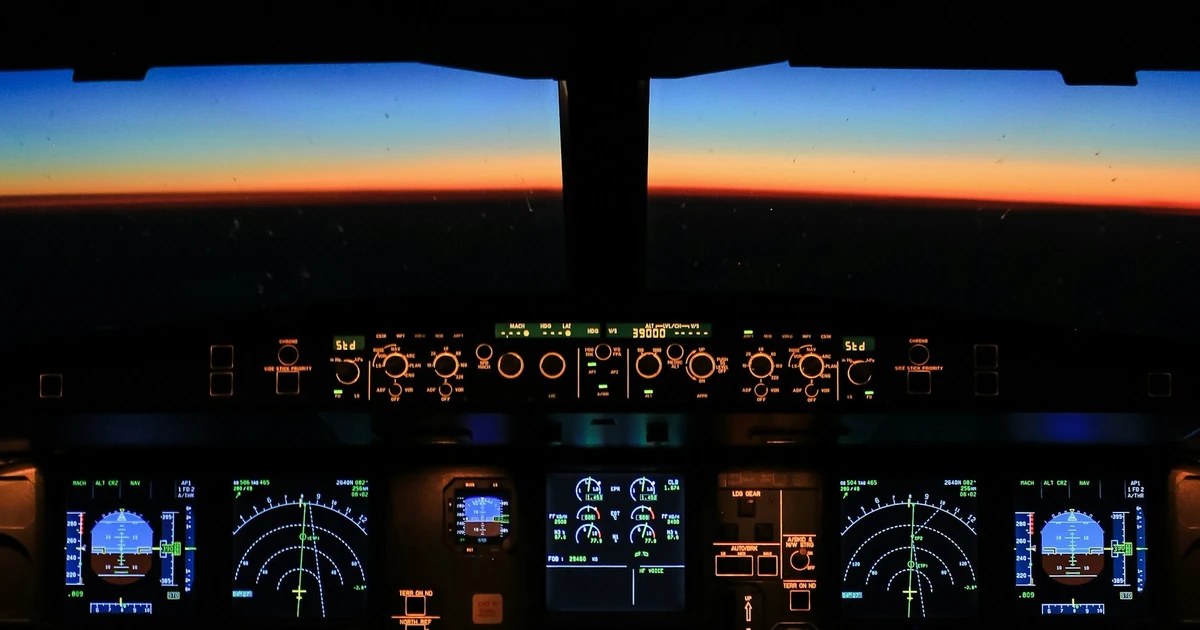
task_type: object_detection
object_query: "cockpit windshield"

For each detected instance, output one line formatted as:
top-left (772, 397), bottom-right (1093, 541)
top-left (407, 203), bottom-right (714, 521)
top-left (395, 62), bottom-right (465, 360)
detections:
top-left (0, 63), bottom-right (564, 341)
top-left (648, 64), bottom-right (1200, 338)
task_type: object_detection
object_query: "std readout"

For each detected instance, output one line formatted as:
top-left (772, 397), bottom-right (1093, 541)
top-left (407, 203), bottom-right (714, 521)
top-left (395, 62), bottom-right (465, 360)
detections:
top-left (333, 335), bottom-right (365, 351)
top-left (842, 336), bottom-right (875, 352)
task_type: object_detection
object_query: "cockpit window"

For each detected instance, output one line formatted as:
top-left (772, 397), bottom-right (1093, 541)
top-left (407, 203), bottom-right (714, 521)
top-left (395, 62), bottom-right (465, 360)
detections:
top-left (648, 65), bottom-right (1200, 338)
top-left (0, 64), bottom-right (563, 341)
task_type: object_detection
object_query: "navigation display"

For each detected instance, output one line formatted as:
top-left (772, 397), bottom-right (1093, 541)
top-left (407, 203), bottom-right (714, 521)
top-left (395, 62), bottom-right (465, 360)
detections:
top-left (546, 472), bottom-right (685, 612)
top-left (1014, 478), bottom-right (1148, 616)
top-left (839, 478), bottom-right (979, 618)
top-left (64, 478), bottom-right (197, 616)
top-left (231, 478), bottom-right (370, 619)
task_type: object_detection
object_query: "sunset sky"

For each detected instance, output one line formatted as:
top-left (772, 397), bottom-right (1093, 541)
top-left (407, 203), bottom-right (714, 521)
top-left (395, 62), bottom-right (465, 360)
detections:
top-left (649, 64), bottom-right (1200, 210)
top-left (0, 63), bottom-right (562, 198)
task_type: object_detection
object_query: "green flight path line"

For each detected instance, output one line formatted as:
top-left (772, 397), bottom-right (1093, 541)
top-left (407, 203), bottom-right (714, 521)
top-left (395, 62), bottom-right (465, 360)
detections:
top-left (295, 499), bottom-right (309, 617)
top-left (906, 498), bottom-right (916, 618)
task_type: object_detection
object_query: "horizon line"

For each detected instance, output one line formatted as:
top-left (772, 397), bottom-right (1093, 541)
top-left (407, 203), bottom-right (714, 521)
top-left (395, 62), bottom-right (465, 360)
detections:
top-left (0, 188), bottom-right (563, 210)
top-left (647, 186), bottom-right (1200, 214)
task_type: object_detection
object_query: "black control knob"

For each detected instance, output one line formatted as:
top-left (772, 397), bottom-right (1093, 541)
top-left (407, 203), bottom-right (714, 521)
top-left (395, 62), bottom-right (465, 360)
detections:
top-left (798, 353), bottom-right (825, 379)
top-left (438, 382), bottom-right (454, 397)
top-left (383, 353), bottom-right (408, 378)
top-left (593, 344), bottom-right (613, 361)
top-left (687, 352), bottom-right (717, 380)
top-left (334, 361), bottom-right (360, 385)
top-left (752, 383), bottom-right (770, 398)
top-left (789, 550), bottom-right (811, 571)
top-left (666, 344), bottom-right (686, 361)
top-left (475, 344), bottom-right (494, 361)
top-left (433, 352), bottom-right (460, 378)
top-left (635, 353), bottom-right (663, 379)
top-left (387, 383), bottom-right (403, 398)
top-left (847, 360), bottom-right (873, 385)
top-left (909, 343), bottom-right (930, 366)
top-left (748, 353), bottom-right (774, 379)
top-left (539, 352), bottom-right (567, 379)
top-left (497, 352), bottom-right (524, 379)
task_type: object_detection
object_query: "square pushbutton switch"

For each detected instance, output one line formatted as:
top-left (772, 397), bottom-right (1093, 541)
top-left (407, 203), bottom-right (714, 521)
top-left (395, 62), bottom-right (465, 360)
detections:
top-left (1148, 372), bottom-right (1172, 397)
top-left (39, 373), bottom-right (63, 399)
top-left (209, 372), bottom-right (234, 397)
top-left (754, 523), bottom-right (774, 542)
top-left (974, 344), bottom-right (998, 369)
top-left (737, 498), bottom-right (757, 518)
top-left (210, 344), bottom-right (234, 370)
top-left (757, 555), bottom-right (779, 577)
top-left (907, 370), bottom-right (932, 395)
top-left (276, 371), bottom-right (300, 395)
top-left (404, 595), bottom-right (427, 617)
top-left (975, 372), bottom-right (999, 396)
top-left (789, 589), bottom-right (812, 612)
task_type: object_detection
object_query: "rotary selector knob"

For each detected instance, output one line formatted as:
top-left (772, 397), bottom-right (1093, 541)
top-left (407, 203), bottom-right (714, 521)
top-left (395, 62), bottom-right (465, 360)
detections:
top-left (635, 353), bottom-right (663, 379)
top-left (748, 353), bottom-right (775, 379)
top-left (687, 352), bottom-right (717, 380)
top-left (433, 352), bottom-right (460, 378)
top-left (593, 344), bottom-right (614, 361)
top-left (497, 352), bottom-right (524, 379)
top-left (798, 353), bottom-right (825, 379)
top-left (334, 361), bottom-right (360, 385)
top-left (666, 344), bottom-right (686, 361)
top-left (383, 353), bottom-right (409, 378)
top-left (540, 352), bottom-right (567, 379)
top-left (387, 383), bottom-right (403, 398)
top-left (847, 360), bottom-right (873, 385)
top-left (438, 382), bottom-right (454, 397)
top-left (790, 550), bottom-right (811, 571)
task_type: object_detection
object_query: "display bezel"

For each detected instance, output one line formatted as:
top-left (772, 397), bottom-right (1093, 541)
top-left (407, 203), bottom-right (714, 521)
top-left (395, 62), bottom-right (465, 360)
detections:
top-left (442, 477), bottom-right (516, 553)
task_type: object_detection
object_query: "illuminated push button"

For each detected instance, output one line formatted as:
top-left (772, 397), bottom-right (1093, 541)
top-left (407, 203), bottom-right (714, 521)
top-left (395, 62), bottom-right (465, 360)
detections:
top-left (1148, 372), bottom-right (1172, 397)
top-left (973, 344), bottom-right (998, 369)
top-left (975, 372), bottom-right (999, 396)
top-left (539, 352), bottom-right (567, 379)
top-left (278, 344), bottom-right (299, 366)
top-left (209, 372), bottom-right (233, 397)
top-left (38, 373), bottom-right (63, 399)
top-left (276, 371), bottom-right (300, 395)
top-left (715, 555), bottom-right (755, 576)
top-left (497, 352), bottom-right (524, 379)
top-left (210, 344), bottom-right (234, 370)
top-left (907, 370), bottom-right (931, 395)
top-left (788, 590), bottom-right (812, 612)
top-left (757, 555), bottom-right (779, 577)
top-left (908, 343), bottom-right (930, 366)
top-left (404, 595), bottom-right (427, 616)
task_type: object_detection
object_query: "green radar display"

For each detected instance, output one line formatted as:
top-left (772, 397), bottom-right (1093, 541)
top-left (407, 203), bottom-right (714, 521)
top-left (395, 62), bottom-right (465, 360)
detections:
top-left (839, 478), bottom-right (979, 619)
top-left (231, 478), bottom-right (369, 619)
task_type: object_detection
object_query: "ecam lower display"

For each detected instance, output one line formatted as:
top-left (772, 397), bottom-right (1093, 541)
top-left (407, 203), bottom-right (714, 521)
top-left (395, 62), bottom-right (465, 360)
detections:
top-left (545, 473), bottom-right (685, 612)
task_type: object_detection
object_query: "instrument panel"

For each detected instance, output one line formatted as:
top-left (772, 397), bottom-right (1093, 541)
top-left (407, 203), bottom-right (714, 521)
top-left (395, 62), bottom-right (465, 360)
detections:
top-left (1, 445), bottom-right (1190, 629)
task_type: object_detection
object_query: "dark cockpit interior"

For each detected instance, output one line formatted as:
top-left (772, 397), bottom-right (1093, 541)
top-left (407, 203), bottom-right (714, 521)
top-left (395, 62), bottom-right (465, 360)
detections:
top-left (1, 16), bottom-right (1198, 630)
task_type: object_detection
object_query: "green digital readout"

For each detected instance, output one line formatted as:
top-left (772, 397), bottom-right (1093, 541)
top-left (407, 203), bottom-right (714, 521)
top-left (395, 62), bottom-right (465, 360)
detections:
top-left (606, 323), bottom-right (712, 339)
top-left (842, 336), bottom-right (875, 352)
top-left (333, 335), bottom-right (365, 352)
top-left (494, 322), bottom-right (602, 339)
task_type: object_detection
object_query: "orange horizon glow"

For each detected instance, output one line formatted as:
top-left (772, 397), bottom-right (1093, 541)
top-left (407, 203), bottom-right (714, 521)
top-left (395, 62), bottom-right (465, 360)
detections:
top-left (647, 151), bottom-right (1200, 212)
